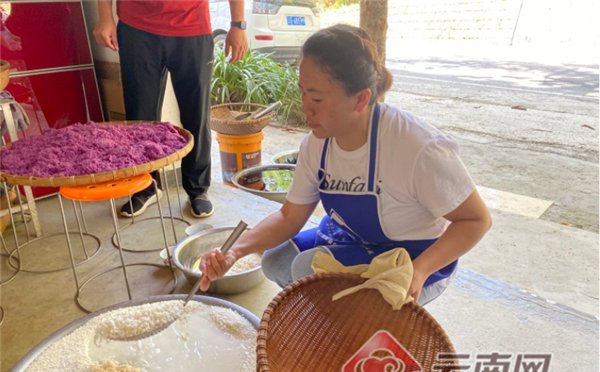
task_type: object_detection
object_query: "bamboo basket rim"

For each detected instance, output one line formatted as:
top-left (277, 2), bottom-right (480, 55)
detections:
top-left (210, 102), bottom-right (275, 135)
top-left (256, 272), bottom-right (457, 371)
top-left (0, 121), bottom-right (193, 187)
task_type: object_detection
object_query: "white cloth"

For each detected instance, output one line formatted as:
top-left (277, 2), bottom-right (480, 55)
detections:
top-left (286, 103), bottom-right (476, 241)
top-left (312, 248), bottom-right (414, 310)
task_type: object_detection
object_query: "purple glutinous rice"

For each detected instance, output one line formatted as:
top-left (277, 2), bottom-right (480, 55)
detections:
top-left (0, 122), bottom-right (188, 177)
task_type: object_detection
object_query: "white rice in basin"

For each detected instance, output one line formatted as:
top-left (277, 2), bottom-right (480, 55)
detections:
top-left (26, 300), bottom-right (256, 372)
top-left (228, 253), bottom-right (262, 275)
top-left (190, 253), bottom-right (261, 276)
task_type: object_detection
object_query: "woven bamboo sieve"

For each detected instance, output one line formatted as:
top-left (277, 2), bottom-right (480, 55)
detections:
top-left (210, 103), bottom-right (274, 135)
top-left (257, 273), bottom-right (458, 371)
top-left (0, 121), bottom-right (193, 187)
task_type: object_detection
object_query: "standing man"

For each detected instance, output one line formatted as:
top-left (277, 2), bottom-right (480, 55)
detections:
top-left (93, 0), bottom-right (247, 218)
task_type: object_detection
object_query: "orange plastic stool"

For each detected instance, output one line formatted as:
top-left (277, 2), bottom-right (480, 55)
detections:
top-left (58, 174), bottom-right (176, 313)
top-left (60, 174), bottom-right (153, 201)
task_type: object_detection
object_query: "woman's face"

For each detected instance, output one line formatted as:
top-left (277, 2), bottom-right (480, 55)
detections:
top-left (298, 56), bottom-right (361, 139)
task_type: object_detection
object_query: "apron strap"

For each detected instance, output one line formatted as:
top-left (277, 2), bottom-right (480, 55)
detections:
top-left (318, 138), bottom-right (330, 183)
top-left (367, 103), bottom-right (380, 192)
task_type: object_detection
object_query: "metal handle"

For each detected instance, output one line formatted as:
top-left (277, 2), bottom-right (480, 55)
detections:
top-left (184, 220), bottom-right (248, 304)
top-left (251, 100), bottom-right (282, 120)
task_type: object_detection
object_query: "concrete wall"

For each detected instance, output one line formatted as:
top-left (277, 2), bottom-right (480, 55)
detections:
top-left (389, 0), bottom-right (599, 48)
top-left (324, 0), bottom-right (599, 50)
top-left (388, 0), bottom-right (522, 44)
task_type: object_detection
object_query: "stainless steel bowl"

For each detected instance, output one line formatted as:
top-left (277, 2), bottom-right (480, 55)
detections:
top-left (271, 149), bottom-right (299, 165)
top-left (173, 227), bottom-right (265, 294)
top-left (232, 164), bottom-right (296, 204)
top-left (184, 222), bottom-right (214, 236)
top-left (13, 294), bottom-right (259, 371)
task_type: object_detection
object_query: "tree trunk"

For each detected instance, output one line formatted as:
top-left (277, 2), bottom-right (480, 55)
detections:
top-left (360, 0), bottom-right (388, 101)
top-left (359, 0), bottom-right (388, 68)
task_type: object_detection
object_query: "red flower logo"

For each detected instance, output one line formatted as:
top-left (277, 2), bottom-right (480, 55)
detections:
top-left (343, 330), bottom-right (422, 372)
top-left (356, 350), bottom-right (405, 371)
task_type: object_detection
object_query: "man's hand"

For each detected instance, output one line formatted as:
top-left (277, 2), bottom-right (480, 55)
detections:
top-left (93, 18), bottom-right (119, 51)
top-left (224, 27), bottom-right (248, 62)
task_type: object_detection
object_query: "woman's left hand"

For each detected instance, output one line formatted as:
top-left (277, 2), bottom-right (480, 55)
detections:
top-left (408, 267), bottom-right (429, 302)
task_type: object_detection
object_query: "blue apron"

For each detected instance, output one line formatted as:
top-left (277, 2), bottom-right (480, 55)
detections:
top-left (292, 104), bottom-right (457, 286)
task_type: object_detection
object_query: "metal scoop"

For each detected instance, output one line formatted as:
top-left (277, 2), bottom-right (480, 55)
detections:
top-left (234, 101), bottom-right (282, 120)
top-left (106, 220), bottom-right (248, 342)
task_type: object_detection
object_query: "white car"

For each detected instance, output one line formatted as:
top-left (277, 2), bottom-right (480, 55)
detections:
top-left (210, 0), bottom-right (320, 63)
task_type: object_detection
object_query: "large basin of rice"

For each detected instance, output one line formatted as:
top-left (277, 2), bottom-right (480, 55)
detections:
top-left (13, 295), bottom-right (259, 372)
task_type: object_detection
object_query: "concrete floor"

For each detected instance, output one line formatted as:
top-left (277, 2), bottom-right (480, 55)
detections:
top-left (1, 125), bottom-right (598, 371)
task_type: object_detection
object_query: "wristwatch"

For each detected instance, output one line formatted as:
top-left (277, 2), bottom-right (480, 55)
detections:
top-left (230, 21), bottom-right (247, 30)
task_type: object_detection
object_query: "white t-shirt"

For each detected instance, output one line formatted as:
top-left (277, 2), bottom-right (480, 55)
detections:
top-left (286, 103), bottom-right (476, 241)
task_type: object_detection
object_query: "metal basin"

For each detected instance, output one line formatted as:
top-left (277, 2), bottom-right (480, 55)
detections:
top-left (232, 164), bottom-right (296, 204)
top-left (173, 227), bottom-right (265, 294)
top-left (12, 294), bottom-right (259, 371)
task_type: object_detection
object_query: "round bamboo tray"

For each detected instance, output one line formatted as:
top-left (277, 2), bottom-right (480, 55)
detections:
top-left (0, 122), bottom-right (193, 187)
top-left (210, 103), bottom-right (274, 135)
top-left (257, 273), bottom-right (457, 371)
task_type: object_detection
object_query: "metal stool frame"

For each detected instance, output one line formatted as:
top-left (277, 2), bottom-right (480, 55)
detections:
top-left (0, 230), bottom-right (19, 286)
top-left (59, 175), bottom-right (177, 313)
top-left (111, 165), bottom-right (190, 253)
top-left (1, 181), bottom-right (101, 284)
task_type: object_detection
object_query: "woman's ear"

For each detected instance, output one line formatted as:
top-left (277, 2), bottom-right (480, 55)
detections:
top-left (354, 88), bottom-right (372, 113)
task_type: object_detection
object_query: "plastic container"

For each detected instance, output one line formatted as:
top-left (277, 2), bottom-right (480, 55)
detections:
top-left (216, 131), bottom-right (263, 185)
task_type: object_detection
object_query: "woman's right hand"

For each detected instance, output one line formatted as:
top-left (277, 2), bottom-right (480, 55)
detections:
top-left (93, 18), bottom-right (119, 51)
top-left (199, 248), bottom-right (237, 291)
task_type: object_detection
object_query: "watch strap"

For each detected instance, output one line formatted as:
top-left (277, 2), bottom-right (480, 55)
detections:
top-left (230, 21), bottom-right (246, 30)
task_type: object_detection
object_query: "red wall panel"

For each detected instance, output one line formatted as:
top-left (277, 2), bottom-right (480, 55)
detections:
top-left (1, 1), bottom-right (103, 197)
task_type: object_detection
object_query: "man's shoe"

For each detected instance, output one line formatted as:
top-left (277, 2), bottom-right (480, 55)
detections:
top-left (190, 195), bottom-right (214, 218)
top-left (120, 188), bottom-right (162, 218)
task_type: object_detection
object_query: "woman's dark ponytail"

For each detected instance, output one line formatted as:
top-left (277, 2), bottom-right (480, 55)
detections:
top-left (302, 24), bottom-right (393, 105)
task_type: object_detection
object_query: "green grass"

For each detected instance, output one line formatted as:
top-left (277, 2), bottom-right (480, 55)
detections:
top-left (211, 49), bottom-right (304, 126)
